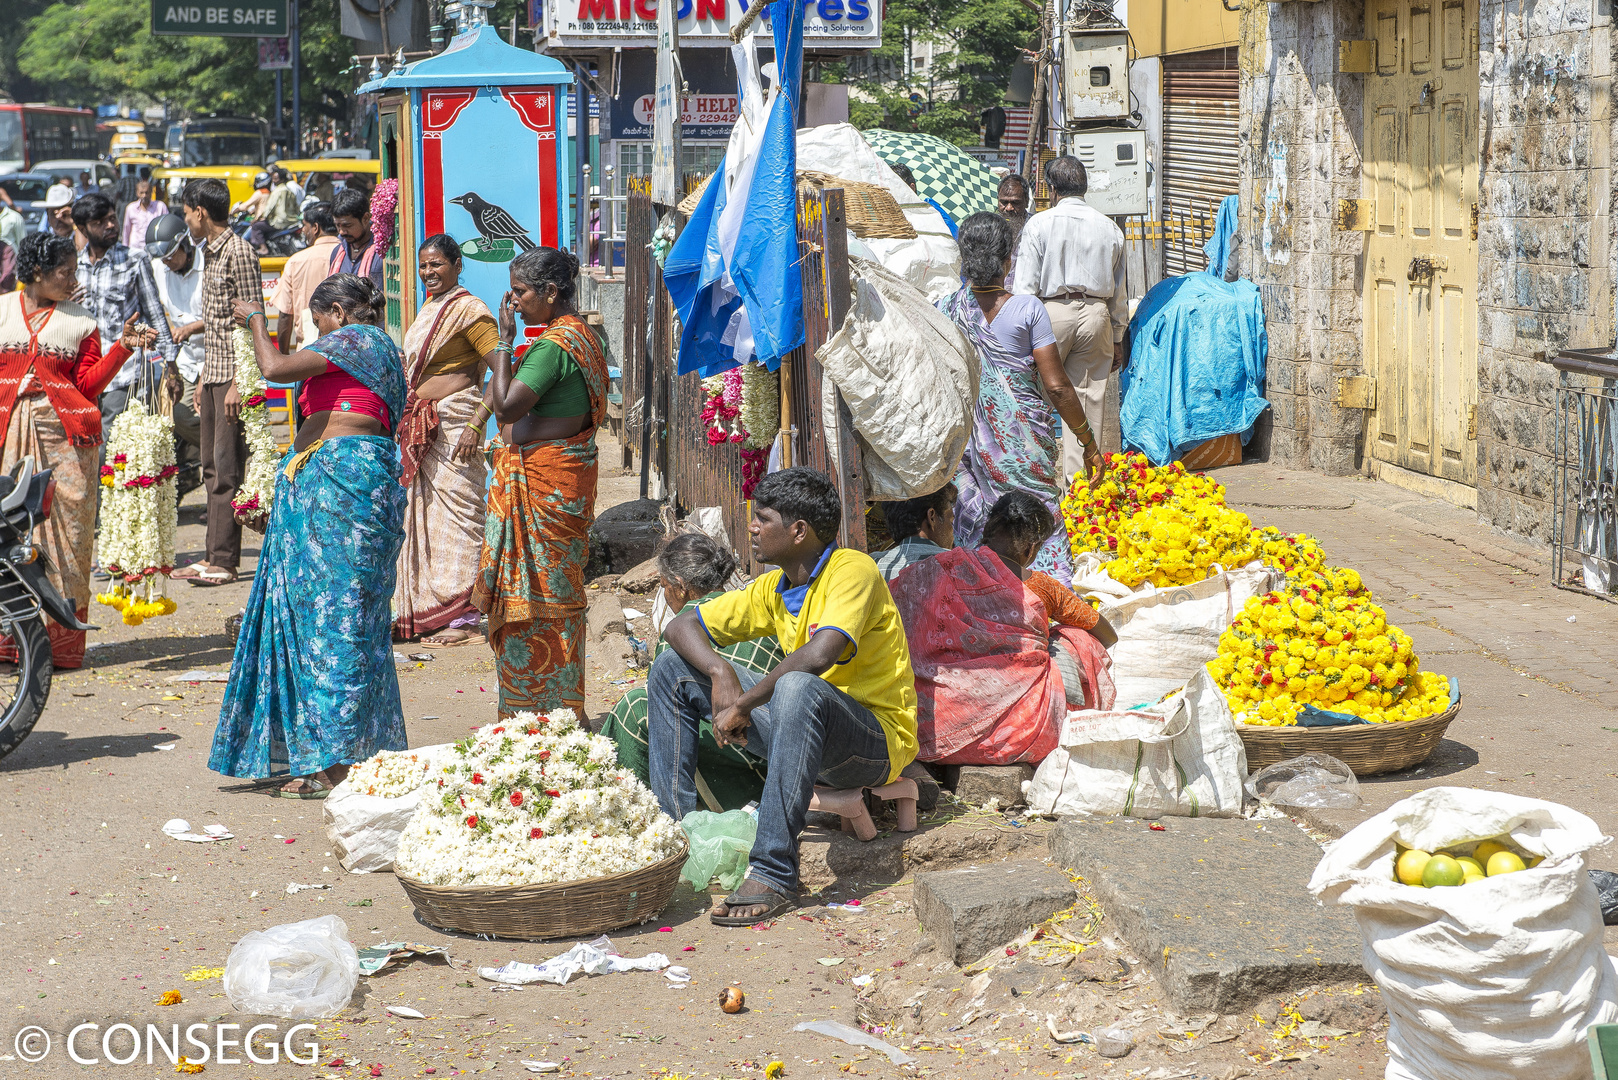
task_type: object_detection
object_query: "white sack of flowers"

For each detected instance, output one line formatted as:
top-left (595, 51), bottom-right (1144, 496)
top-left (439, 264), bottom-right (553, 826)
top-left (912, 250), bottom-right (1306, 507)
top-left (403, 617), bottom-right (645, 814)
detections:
top-left (394, 710), bottom-right (683, 887)
top-left (1310, 787), bottom-right (1618, 1080)
top-left (323, 746), bottom-right (453, 873)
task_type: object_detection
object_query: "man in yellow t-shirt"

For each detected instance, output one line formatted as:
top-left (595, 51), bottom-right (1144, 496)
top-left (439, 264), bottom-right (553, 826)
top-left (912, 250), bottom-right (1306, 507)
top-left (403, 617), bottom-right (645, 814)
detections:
top-left (651, 468), bottom-right (918, 927)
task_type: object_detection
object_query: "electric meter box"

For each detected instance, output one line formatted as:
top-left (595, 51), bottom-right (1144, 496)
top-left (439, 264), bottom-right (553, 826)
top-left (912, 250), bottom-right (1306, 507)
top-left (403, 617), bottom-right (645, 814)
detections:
top-left (1063, 28), bottom-right (1130, 120)
top-left (1073, 128), bottom-right (1148, 217)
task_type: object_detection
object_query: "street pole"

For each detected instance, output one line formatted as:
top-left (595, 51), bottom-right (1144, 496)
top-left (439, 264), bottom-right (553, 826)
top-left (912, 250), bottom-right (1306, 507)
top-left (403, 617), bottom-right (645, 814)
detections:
top-left (275, 70), bottom-right (284, 151)
top-left (291, 0), bottom-right (302, 155)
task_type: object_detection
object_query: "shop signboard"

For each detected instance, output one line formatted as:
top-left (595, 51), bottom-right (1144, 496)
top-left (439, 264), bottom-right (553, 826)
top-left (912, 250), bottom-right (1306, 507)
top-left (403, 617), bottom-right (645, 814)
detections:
top-left (608, 51), bottom-right (743, 140)
top-left (542, 0), bottom-right (878, 49)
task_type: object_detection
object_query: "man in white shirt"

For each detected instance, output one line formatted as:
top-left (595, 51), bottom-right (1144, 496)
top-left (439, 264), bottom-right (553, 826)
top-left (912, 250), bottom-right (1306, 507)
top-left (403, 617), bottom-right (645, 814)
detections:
top-left (147, 214), bottom-right (207, 494)
top-left (1012, 156), bottom-right (1127, 485)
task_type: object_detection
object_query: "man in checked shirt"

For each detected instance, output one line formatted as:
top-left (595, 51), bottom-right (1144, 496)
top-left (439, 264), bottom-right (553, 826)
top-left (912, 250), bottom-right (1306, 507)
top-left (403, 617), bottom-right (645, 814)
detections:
top-left (171, 179), bottom-right (260, 588)
top-left (71, 192), bottom-right (178, 457)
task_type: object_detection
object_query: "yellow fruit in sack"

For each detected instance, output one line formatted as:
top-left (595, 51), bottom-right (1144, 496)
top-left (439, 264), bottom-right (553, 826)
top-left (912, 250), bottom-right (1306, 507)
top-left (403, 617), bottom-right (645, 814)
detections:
top-left (1473, 840), bottom-right (1510, 864)
top-left (1422, 854), bottom-right (1465, 887)
top-left (1486, 850), bottom-right (1527, 877)
top-left (1455, 856), bottom-right (1486, 883)
top-left (1395, 848), bottom-right (1431, 885)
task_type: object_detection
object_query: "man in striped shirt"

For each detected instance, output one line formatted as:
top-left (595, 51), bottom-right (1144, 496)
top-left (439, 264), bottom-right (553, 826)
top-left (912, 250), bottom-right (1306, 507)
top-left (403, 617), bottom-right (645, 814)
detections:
top-left (172, 179), bottom-right (260, 588)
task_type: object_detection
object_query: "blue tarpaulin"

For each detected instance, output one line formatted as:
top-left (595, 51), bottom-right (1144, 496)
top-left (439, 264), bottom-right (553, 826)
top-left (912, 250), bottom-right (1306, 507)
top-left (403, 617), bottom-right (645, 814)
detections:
top-left (1119, 271), bottom-right (1269, 466)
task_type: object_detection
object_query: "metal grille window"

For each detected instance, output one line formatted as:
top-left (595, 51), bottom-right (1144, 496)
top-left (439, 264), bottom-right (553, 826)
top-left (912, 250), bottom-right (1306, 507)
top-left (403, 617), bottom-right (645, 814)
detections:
top-left (1161, 48), bottom-right (1239, 277)
top-left (611, 142), bottom-right (728, 233)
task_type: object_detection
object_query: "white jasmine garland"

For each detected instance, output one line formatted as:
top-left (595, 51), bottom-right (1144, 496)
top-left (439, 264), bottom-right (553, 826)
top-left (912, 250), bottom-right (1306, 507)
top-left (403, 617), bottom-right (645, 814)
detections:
top-left (95, 400), bottom-right (178, 624)
top-left (231, 327), bottom-right (278, 526)
top-left (394, 709), bottom-right (683, 887)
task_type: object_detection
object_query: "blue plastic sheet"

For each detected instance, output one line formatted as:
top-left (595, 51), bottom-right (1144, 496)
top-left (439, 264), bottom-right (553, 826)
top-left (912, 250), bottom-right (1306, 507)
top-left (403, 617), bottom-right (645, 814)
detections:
top-left (1203, 194), bottom-right (1239, 279)
top-left (1294, 676), bottom-right (1460, 728)
top-left (1119, 271), bottom-right (1269, 466)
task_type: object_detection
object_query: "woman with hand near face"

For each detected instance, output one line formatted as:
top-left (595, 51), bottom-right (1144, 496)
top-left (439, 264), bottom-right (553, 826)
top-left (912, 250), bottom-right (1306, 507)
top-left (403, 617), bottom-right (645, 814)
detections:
top-left (392, 234), bottom-right (500, 647)
top-left (208, 273), bottom-right (408, 799)
top-left (472, 246), bottom-right (609, 721)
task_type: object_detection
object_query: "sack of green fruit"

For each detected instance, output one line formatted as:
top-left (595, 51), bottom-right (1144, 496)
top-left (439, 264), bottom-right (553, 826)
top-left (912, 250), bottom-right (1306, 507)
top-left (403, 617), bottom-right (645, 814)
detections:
top-left (1308, 786), bottom-right (1618, 1080)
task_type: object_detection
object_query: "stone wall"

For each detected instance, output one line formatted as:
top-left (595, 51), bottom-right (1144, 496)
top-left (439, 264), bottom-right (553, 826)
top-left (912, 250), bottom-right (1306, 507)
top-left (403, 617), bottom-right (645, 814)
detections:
top-left (1237, 0), bottom-right (1615, 544)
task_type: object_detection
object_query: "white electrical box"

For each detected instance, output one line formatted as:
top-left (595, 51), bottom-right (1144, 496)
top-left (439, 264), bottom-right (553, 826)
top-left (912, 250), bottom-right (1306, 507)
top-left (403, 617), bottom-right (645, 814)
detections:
top-left (1063, 28), bottom-right (1130, 121)
top-left (1073, 128), bottom-right (1148, 217)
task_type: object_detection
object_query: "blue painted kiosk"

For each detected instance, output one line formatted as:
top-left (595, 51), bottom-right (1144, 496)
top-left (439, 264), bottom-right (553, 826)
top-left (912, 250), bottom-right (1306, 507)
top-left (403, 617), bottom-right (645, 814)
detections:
top-left (359, 20), bottom-right (574, 341)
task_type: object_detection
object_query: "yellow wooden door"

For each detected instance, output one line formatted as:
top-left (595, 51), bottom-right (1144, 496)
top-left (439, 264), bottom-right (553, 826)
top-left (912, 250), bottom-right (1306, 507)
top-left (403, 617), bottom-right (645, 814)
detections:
top-left (1363, 0), bottom-right (1480, 485)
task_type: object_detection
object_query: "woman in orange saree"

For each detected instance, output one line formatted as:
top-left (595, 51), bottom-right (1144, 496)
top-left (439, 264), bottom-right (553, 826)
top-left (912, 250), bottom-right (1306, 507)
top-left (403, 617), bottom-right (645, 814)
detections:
top-left (472, 247), bottom-right (608, 719)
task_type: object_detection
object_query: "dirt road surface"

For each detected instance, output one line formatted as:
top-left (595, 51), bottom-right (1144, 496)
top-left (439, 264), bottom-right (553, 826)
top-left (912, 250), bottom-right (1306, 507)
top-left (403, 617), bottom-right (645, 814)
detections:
top-left (0, 447), bottom-right (1612, 1079)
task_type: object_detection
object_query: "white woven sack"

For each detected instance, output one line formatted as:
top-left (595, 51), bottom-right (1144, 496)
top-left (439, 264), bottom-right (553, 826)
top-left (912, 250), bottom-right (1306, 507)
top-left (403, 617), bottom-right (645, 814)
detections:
top-left (1100, 564), bottom-right (1282, 707)
top-left (322, 744), bottom-right (451, 873)
top-left (817, 256), bottom-right (978, 500)
top-left (1309, 787), bottom-right (1618, 1080)
top-left (1023, 668), bottom-right (1247, 819)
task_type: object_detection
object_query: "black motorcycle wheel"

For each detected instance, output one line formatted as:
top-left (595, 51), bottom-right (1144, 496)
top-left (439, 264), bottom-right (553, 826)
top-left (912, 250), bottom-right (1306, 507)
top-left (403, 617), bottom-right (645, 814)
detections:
top-left (0, 615), bottom-right (53, 761)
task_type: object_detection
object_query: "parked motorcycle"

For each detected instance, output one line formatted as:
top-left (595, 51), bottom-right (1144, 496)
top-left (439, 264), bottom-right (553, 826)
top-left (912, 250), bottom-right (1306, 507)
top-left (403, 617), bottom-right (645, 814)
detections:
top-left (0, 456), bottom-right (94, 761)
top-left (230, 211), bottom-right (307, 258)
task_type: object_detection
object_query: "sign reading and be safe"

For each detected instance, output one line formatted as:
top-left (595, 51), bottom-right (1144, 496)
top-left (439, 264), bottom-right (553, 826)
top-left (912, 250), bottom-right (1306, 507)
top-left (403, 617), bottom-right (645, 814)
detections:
top-left (152, 0), bottom-right (289, 37)
top-left (545, 0), bottom-right (877, 49)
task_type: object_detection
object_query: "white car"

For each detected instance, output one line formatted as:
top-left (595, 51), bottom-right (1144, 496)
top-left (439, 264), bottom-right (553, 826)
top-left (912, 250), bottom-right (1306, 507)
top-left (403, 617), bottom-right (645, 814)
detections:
top-left (31, 159), bottom-right (115, 190)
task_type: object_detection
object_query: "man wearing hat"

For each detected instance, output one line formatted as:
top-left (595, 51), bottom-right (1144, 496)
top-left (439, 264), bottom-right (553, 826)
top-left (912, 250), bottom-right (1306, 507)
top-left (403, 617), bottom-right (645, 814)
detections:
top-left (147, 213), bottom-right (206, 495)
top-left (39, 185), bottom-right (77, 243)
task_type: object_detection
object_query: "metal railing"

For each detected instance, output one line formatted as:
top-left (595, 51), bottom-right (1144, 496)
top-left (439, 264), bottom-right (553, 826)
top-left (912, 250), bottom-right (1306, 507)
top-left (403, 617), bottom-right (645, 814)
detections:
top-left (1550, 347), bottom-right (1618, 600)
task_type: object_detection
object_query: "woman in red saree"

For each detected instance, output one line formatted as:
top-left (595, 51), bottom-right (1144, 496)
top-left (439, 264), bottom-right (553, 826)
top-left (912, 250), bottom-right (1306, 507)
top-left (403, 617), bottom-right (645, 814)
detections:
top-left (890, 490), bottom-right (1116, 765)
top-left (393, 234), bottom-right (499, 646)
top-left (0, 234), bottom-right (155, 668)
top-left (472, 247), bottom-right (609, 719)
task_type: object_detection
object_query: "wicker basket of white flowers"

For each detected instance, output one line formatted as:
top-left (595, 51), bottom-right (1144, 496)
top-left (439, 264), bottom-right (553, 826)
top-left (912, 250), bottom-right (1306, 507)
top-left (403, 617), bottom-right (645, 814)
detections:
top-left (393, 711), bottom-right (689, 940)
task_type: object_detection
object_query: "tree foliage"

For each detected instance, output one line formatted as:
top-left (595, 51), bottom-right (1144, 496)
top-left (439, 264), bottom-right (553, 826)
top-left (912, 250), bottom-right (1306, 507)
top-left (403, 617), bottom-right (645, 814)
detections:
top-left (839, 0), bottom-right (1038, 145)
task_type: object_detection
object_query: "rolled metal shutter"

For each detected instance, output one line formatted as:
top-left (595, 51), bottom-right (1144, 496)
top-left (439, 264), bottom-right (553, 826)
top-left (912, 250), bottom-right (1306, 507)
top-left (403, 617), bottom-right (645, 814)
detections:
top-left (1161, 48), bottom-right (1239, 277)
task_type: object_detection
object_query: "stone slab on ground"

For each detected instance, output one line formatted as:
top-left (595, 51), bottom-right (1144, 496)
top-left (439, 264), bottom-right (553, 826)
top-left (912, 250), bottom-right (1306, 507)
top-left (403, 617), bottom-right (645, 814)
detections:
top-left (913, 861), bottom-right (1078, 964)
top-left (797, 816), bottom-right (1054, 893)
top-left (951, 764), bottom-right (1035, 806)
top-left (1048, 815), bottom-right (1365, 1012)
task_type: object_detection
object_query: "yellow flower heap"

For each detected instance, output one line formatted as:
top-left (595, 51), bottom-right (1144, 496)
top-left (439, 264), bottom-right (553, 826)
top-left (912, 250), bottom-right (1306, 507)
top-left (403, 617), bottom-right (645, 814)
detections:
top-left (1064, 452), bottom-right (1294, 588)
top-left (1208, 564), bottom-right (1451, 725)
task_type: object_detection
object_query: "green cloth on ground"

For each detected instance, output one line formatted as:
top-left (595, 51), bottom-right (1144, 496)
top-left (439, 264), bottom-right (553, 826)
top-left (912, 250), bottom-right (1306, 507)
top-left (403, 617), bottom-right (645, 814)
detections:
top-left (600, 595), bottom-right (785, 812)
top-left (514, 338), bottom-right (592, 418)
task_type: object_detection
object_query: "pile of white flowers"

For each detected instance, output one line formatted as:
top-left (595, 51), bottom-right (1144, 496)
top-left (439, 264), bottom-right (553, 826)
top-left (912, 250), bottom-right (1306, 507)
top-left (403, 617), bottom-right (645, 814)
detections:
top-left (737, 361), bottom-right (779, 452)
top-left (394, 710), bottom-right (683, 888)
top-left (346, 747), bottom-right (452, 798)
top-left (231, 328), bottom-right (279, 527)
top-left (95, 400), bottom-right (178, 625)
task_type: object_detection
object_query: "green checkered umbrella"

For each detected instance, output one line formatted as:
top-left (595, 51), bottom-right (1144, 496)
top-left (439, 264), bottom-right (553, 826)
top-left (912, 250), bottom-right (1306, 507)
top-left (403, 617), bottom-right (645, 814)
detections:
top-left (864, 129), bottom-right (1001, 225)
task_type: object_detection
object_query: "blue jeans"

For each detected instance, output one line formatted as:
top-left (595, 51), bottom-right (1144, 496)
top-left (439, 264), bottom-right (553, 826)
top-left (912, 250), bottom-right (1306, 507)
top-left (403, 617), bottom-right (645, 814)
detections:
top-left (647, 651), bottom-right (891, 894)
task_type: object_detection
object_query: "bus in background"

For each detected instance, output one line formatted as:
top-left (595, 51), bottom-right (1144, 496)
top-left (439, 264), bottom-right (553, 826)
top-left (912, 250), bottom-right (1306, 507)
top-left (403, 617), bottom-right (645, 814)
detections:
top-left (0, 102), bottom-right (98, 174)
top-left (164, 116), bottom-right (266, 167)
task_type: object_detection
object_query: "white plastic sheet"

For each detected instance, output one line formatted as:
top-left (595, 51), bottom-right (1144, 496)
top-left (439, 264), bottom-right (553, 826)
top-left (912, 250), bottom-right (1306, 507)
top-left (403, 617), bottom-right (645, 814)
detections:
top-left (477, 936), bottom-right (671, 987)
top-left (1310, 787), bottom-right (1618, 1080)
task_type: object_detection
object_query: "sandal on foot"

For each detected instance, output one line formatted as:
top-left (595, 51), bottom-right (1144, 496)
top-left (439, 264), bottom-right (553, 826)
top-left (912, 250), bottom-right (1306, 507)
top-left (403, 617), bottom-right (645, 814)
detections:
top-left (170, 563), bottom-right (211, 581)
top-left (189, 566), bottom-right (237, 587)
top-left (277, 776), bottom-right (333, 800)
top-left (711, 882), bottom-right (795, 927)
top-left (421, 630), bottom-right (478, 648)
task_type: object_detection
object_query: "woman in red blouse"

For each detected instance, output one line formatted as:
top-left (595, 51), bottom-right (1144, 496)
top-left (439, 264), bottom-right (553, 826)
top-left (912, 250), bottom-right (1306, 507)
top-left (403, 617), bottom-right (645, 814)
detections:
top-left (0, 234), bottom-right (156, 667)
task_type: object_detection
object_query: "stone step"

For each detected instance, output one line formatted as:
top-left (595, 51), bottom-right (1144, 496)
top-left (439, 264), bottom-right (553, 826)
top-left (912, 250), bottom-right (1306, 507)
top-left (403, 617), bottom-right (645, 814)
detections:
top-left (913, 861), bottom-right (1078, 965)
top-left (1048, 815), bottom-right (1366, 1013)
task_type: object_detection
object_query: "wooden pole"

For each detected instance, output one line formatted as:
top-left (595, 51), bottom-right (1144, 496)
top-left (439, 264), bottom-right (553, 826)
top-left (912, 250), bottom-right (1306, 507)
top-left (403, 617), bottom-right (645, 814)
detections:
top-left (1021, 0), bottom-right (1052, 187)
top-left (820, 188), bottom-right (864, 551)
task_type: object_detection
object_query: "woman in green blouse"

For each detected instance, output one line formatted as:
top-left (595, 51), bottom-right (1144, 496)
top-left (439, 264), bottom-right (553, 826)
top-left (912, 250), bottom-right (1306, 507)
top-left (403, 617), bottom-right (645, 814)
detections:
top-left (470, 248), bottom-right (610, 719)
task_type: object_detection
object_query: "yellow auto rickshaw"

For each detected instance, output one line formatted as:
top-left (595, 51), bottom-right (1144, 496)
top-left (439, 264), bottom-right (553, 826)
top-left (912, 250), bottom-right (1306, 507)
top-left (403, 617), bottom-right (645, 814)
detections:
top-left (152, 164), bottom-right (262, 210)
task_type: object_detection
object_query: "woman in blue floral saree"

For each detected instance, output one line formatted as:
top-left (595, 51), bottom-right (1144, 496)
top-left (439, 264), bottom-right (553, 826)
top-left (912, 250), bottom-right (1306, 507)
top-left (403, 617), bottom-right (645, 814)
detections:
top-left (209, 274), bottom-right (409, 797)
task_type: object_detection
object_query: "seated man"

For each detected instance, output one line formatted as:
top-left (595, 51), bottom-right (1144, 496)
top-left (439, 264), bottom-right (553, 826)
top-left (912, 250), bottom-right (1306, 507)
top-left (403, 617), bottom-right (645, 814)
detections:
top-left (874, 482), bottom-right (956, 582)
top-left (890, 491), bottom-right (1118, 767)
top-left (649, 467), bottom-right (918, 926)
top-left (602, 531), bottom-right (783, 811)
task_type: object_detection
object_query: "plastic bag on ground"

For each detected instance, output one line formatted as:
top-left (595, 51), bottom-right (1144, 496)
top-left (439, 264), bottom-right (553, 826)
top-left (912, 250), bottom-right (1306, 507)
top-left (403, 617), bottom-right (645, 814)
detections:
top-left (1023, 668), bottom-right (1247, 819)
top-left (1245, 753), bottom-right (1361, 810)
top-left (793, 1020), bottom-right (916, 1065)
top-left (1309, 787), bottom-right (1618, 1080)
top-left (1589, 868), bottom-right (1618, 925)
top-left (322, 744), bottom-right (449, 873)
top-left (680, 809), bottom-right (757, 892)
top-left (224, 915), bottom-right (359, 1019)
